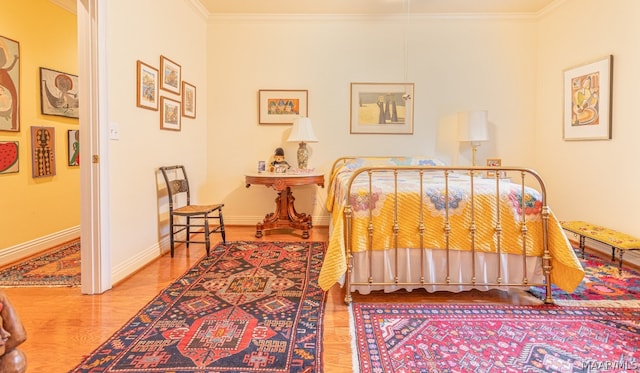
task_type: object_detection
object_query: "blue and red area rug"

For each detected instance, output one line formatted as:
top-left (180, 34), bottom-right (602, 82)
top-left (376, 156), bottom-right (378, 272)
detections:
top-left (0, 239), bottom-right (80, 287)
top-left (71, 241), bottom-right (326, 373)
top-left (529, 249), bottom-right (640, 307)
top-left (351, 303), bottom-right (640, 373)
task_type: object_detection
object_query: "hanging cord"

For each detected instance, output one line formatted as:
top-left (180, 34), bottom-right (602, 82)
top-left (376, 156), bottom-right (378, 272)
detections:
top-left (403, 0), bottom-right (411, 82)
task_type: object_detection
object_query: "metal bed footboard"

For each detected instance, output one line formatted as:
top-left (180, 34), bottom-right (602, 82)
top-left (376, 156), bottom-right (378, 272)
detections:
top-left (336, 162), bottom-right (553, 305)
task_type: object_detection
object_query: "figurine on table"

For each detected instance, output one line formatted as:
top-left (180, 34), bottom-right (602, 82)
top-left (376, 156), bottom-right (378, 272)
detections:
top-left (270, 147), bottom-right (291, 173)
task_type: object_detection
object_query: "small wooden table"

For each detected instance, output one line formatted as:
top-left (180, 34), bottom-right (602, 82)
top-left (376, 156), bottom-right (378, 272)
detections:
top-left (245, 172), bottom-right (324, 238)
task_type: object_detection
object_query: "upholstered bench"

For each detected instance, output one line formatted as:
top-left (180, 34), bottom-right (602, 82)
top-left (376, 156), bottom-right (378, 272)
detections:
top-left (561, 220), bottom-right (640, 274)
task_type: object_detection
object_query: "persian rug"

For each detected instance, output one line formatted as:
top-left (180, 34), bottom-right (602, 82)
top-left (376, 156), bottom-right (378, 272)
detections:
top-left (529, 248), bottom-right (640, 307)
top-left (351, 303), bottom-right (640, 373)
top-left (71, 241), bottom-right (326, 373)
top-left (0, 239), bottom-right (80, 287)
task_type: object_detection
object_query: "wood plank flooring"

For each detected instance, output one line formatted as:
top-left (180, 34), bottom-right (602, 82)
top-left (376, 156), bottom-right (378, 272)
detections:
top-left (3, 226), bottom-right (542, 372)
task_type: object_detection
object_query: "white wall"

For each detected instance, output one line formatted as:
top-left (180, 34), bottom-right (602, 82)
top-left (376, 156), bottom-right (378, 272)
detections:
top-left (535, 0), bottom-right (640, 237)
top-left (106, 0), bottom-right (208, 281)
top-left (205, 14), bottom-right (539, 226)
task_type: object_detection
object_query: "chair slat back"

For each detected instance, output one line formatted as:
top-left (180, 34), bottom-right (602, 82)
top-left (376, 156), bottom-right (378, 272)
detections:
top-left (160, 165), bottom-right (191, 210)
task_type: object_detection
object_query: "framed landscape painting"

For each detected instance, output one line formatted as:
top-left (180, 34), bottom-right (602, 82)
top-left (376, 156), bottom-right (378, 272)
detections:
top-left (258, 89), bottom-right (308, 124)
top-left (563, 55), bottom-right (613, 141)
top-left (182, 81), bottom-right (196, 118)
top-left (160, 55), bottom-right (181, 95)
top-left (350, 82), bottom-right (414, 134)
top-left (160, 96), bottom-right (181, 131)
top-left (136, 60), bottom-right (158, 111)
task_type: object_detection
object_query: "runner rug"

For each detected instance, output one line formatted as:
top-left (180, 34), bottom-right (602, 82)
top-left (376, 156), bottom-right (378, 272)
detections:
top-left (351, 303), bottom-right (640, 373)
top-left (0, 239), bottom-right (80, 287)
top-left (529, 248), bottom-right (640, 307)
top-left (71, 241), bottom-right (326, 373)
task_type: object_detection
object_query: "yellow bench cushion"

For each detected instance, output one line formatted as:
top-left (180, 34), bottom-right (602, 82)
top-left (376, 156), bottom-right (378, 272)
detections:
top-left (561, 221), bottom-right (640, 250)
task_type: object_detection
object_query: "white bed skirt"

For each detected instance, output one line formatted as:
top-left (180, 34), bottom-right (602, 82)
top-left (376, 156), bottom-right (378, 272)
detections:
top-left (343, 248), bottom-right (544, 295)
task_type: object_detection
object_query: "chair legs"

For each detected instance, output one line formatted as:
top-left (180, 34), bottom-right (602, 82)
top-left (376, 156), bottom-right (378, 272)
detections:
top-left (168, 209), bottom-right (225, 257)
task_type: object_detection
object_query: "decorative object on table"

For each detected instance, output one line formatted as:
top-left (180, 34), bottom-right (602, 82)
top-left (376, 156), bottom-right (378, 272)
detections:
top-left (0, 141), bottom-right (19, 174)
top-left (269, 147), bottom-right (291, 173)
top-left (349, 82), bottom-right (414, 134)
top-left (258, 89), bottom-right (308, 124)
top-left (39, 67), bottom-right (79, 119)
top-left (0, 35), bottom-right (20, 132)
top-left (181, 81), bottom-right (196, 118)
top-left (136, 60), bottom-right (158, 111)
top-left (457, 110), bottom-right (488, 166)
top-left (563, 55), bottom-right (613, 141)
top-left (0, 239), bottom-right (80, 287)
top-left (67, 129), bottom-right (79, 166)
top-left (71, 241), bottom-right (327, 373)
top-left (529, 246), bottom-right (640, 307)
top-left (160, 55), bottom-right (181, 95)
top-left (160, 96), bottom-right (181, 131)
top-left (486, 157), bottom-right (506, 178)
top-left (287, 116), bottom-right (318, 170)
top-left (351, 303), bottom-right (640, 373)
top-left (30, 126), bottom-right (55, 178)
top-left (257, 160), bottom-right (266, 173)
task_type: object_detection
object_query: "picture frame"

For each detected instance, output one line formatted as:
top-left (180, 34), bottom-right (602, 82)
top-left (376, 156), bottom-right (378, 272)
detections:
top-left (258, 89), bottom-right (308, 124)
top-left (182, 81), bottom-right (196, 118)
top-left (0, 141), bottom-right (19, 174)
top-left (160, 55), bottom-right (181, 95)
top-left (160, 96), bottom-right (181, 131)
top-left (136, 60), bottom-right (159, 111)
top-left (31, 126), bottom-right (56, 178)
top-left (0, 35), bottom-right (20, 132)
top-left (486, 158), bottom-right (502, 178)
top-left (350, 82), bottom-right (414, 134)
top-left (40, 67), bottom-right (79, 119)
top-left (563, 55), bottom-right (613, 141)
top-left (68, 129), bottom-right (79, 166)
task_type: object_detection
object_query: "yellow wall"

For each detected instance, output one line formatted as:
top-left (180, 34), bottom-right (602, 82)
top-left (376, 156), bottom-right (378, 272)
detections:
top-left (0, 0), bottom-right (78, 248)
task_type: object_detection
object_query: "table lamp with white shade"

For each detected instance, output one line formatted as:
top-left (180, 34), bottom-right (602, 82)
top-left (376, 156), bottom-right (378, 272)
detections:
top-left (457, 110), bottom-right (489, 167)
top-left (287, 117), bottom-right (318, 170)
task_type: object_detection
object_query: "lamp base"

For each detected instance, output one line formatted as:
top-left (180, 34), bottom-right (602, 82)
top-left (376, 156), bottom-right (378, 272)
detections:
top-left (297, 142), bottom-right (309, 169)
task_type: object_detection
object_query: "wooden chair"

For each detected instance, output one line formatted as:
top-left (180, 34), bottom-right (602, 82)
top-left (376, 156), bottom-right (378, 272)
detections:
top-left (160, 165), bottom-right (226, 257)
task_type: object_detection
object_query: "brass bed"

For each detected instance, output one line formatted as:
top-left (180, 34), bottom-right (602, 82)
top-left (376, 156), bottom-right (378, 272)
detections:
top-left (317, 156), bottom-right (584, 304)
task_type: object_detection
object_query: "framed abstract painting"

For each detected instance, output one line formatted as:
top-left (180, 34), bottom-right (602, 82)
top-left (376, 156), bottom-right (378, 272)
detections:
top-left (40, 67), bottom-right (79, 119)
top-left (31, 126), bottom-right (56, 178)
top-left (350, 82), bottom-right (414, 134)
top-left (258, 89), bottom-right (308, 124)
top-left (563, 55), bottom-right (613, 141)
top-left (0, 35), bottom-right (20, 132)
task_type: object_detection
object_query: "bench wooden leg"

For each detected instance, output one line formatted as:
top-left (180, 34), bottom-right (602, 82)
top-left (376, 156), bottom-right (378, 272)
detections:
top-left (618, 248), bottom-right (624, 275)
top-left (579, 235), bottom-right (586, 258)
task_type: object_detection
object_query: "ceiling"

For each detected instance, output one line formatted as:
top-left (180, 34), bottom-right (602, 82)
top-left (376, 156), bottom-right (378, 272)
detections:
top-left (198, 0), bottom-right (559, 15)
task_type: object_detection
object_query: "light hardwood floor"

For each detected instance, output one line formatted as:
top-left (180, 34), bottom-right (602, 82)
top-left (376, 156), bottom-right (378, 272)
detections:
top-left (3, 226), bottom-right (543, 372)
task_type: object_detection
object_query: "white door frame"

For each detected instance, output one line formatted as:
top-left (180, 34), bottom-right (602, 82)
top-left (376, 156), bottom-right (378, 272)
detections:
top-left (78, 0), bottom-right (111, 294)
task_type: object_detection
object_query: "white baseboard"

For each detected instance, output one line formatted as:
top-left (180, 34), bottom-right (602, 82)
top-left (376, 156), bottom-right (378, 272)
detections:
top-left (0, 226), bottom-right (80, 267)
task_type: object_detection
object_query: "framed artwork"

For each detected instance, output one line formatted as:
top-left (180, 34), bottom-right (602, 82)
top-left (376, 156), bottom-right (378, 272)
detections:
top-left (160, 55), bottom-right (181, 95)
top-left (40, 67), bottom-right (79, 119)
top-left (0, 35), bottom-right (20, 132)
top-left (136, 60), bottom-right (159, 111)
top-left (258, 89), bottom-right (308, 124)
top-left (563, 55), bottom-right (613, 141)
top-left (68, 129), bottom-right (79, 166)
top-left (486, 158), bottom-right (501, 178)
top-left (160, 96), bottom-right (181, 131)
top-left (182, 81), bottom-right (196, 118)
top-left (0, 141), bottom-right (19, 174)
top-left (31, 126), bottom-right (56, 178)
top-left (350, 82), bottom-right (414, 134)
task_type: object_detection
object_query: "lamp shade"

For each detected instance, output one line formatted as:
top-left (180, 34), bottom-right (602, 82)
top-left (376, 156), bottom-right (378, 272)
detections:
top-left (287, 117), bottom-right (318, 143)
top-left (457, 110), bottom-right (488, 143)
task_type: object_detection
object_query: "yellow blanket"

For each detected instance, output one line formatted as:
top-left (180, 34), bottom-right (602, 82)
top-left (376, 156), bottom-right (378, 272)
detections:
top-left (318, 165), bottom-right (584, 293)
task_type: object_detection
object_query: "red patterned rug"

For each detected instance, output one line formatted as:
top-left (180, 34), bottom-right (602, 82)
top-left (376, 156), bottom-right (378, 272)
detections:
top-left (0, 239), bottom-right (80, 287)
top-left (529, 248), bottom-right (640, 307)
top-left (351, 303), bottom-right (640, 372)
top-left (71, 241), bottom-right (326, 372)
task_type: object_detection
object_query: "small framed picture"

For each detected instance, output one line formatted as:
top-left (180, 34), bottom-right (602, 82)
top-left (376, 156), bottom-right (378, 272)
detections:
top-left (160, 97), bottom-right (181, 131)
top-left (486, 158), bottom-right (501, 178)
top-left (0, 141), bottom-right (19, 174)
top-left (40, 67), bottom-right (79, 119)
top-left (31, 126), bottom-right (56, 178)
top-left (68, 129), bottom-right (79, 166)
top-left (258, 161), bottom-right (266, 173)
top-left (182, 81), bottom-right (196, 118)
top-left (350, 82), bottom-right (414, 134)
top-left (136, 60), bottom-right (159, 111)
top-left (258, 89), bottom-right (308, 124)
top-left (160, 55), bottom-right (181, 95)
